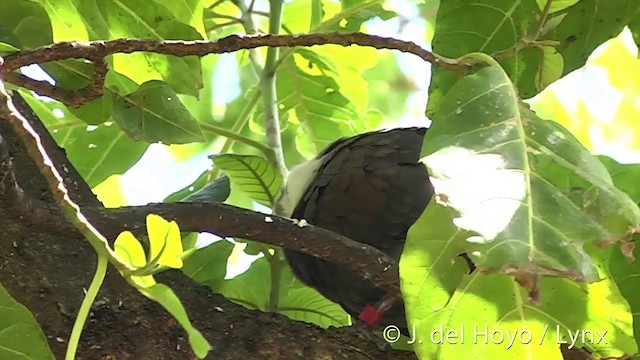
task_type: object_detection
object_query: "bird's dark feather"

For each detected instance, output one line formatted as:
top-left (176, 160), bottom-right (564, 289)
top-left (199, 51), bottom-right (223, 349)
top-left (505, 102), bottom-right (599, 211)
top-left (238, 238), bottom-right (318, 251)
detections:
top-left (284, 127), bottom-right (434, 332)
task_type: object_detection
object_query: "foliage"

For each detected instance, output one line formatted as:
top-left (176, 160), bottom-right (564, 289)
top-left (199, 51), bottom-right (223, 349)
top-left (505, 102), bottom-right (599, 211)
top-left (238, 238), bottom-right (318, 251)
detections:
top-left (1, 0), bottom-right (640, 359)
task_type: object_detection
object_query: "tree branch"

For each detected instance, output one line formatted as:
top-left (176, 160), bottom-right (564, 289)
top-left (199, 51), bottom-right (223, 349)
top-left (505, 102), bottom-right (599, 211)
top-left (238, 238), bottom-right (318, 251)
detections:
top-left (2, 33), bottom-right (462, 77)
top-left (91, 201), bottom-right (400, 294)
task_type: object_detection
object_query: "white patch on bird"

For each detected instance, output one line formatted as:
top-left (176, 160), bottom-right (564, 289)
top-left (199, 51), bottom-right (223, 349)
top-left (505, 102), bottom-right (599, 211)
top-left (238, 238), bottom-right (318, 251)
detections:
top-left (274, 157), bottom-right (324, 217)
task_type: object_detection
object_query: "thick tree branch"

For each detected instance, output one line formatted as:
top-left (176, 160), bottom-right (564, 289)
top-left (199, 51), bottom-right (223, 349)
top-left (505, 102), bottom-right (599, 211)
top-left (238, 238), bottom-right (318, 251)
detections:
top-left (92, 201), bottom-right (400, 294)
top-left (0, 74), bottom-right (131, 271)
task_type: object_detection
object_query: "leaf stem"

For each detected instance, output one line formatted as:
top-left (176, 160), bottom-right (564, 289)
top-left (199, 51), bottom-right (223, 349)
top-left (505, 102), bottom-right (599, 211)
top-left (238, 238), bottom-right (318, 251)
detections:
top-left (262, 247), bottom-right (283, 312)
top-left (65, 254), bottom-right (107, 360)
top-left (200, 122), bottom-right (274, 161)
top-left (209, 90), bottom-right (263, 180)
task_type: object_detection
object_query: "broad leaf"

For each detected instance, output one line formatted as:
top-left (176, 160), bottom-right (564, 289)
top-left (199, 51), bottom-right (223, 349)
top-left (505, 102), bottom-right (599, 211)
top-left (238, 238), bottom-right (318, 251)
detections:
top-left (170, 173), bottom-right (231, 203)
top-left (181, 240), bottom-right (235, 287)
top-left (609, 235), bottom-right (640, 352)
top-left (40, 0), bottom-right (89, 42)
top-left (138, 284), bottom-right (211, 359)
top-left (428, 0), bottom-right (540, 113)
top-left (422, 63), bottom-right (640, 283)
top-left (267, 55), bottom-right (378, 158)
top-left (0, 283), bottom-right (55, 360)
top-left (545, 0), bottom-right (640, 76)
top-left (597, 156), bottom-right (640, 204)
top-left (71, 0), bottom-right (204, 96)
top-left (211, 154), bottom-right (282, 207)
top-left (20, 90), bottom-right (148, 188)
top-left (112, 80), bottom-right (205, 144)
top-left (0, 1), bottom-right (52, 49)
top-left (212, 257), bottom-right (350, 328)
top-left (403, 269), bottom-right (635, 358)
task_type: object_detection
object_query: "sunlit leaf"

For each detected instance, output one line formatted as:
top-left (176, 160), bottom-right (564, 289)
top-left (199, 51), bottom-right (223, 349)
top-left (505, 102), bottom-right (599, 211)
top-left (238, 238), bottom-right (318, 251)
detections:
top-left (211, 154), bottom-right (282, 207)
top-left (114, 231), bottom-right (156, 287)
top-left (609, 236), bottom-right (640, 352)
top-left (546, 0), bottom-right (639, 76)
top-left (0, 283), bottom-right (55, 360)
top-left (41, 0), bottom-right (89, 41)
top-left (422, 63), bottom-right (640, 282)
top-left (535, 46), bottom-right (564, 92)
top-left (428, 0), bottom-right (540, 114)
top-left (535, 0), bottom-right (580, 13)
top-left (147, 214), bottom-right (184, 269)
top-left (70, 0), bottom-right (204, 96)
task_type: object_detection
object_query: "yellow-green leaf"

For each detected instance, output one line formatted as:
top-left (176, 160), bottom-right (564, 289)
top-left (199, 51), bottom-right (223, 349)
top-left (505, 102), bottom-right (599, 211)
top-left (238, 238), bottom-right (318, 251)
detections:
top-left (147, 214), bottom-right (184, 269)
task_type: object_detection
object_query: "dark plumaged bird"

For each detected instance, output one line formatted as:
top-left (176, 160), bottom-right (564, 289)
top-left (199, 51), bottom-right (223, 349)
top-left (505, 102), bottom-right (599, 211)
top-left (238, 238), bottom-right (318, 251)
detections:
top-left (275, 127), bottom-right (434, 334)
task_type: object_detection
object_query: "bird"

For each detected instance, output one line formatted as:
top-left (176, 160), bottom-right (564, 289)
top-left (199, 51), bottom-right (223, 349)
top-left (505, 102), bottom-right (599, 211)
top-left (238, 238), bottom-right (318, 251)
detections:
top-left (274, 127), bottom-right (434, 334)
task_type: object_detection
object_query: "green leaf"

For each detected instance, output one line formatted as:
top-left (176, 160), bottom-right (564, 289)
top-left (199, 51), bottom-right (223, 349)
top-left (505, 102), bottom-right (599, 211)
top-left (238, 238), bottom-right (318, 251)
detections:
top-left (609, 235), bottom-right (640, 353)
top-left (404, 271), bottom-right (635, 358)
top-left (114, 231), bottom-right (156, 288)
top-left (177, 175), bottom-right (231, 203)
top-left (546, 0), bottom-right (640, 76)
top-left (211, 154), bottom-right (282, 207)
top-left (182, 240), bottom-right (235, 287)
top-left (268, 55), bottom-right (372, 157)
top-left (334, 0), bottom-right (396, 32)
top-left (534, 46), bottom-right (564, 92)
top-left (71, 0), bottom-right (204, 96)
top-left (0, 0), bottom-right (52, 49)
top-left (597, 156), bottom-right (640, 204)
top-left (401, 202), bottom-right (471, 321)
top-left (147, 214), bottom-right (184, 269)
top-left (0, 41), bottom-right (19, 54)
top-left (212, 257), bottom-right (349, 328)
top-left (150, 0), bottom-right (206, 37)
top-left (40, 0), bottom-right (89, 41)
top-left (138, 284), bottom-right (211, 359)
top-left (310, 0), bottom-right (323, 30)
top-left (428, 0), bottom-right (540, 113)
top-left (422, 63), bottom-right (640, 282)
top-left (0, 283), bottom-right (55, 360)
top-left (20, 90), bottom-right (148, 188)
top-left (112, 80), bottom-right (206, 144)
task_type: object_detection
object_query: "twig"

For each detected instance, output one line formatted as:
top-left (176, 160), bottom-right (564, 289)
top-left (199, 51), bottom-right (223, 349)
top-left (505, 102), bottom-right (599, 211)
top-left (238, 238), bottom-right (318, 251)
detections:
top-left (1, 33), bottom-right (462, 75)
top-left (200, 122), bottom-right (275, 163)
top-left (4, 57), bottom-right (107, 108)
top-left (493, 0), bottom-right (558, 61)
top-left (260, 0), bottom-right (288, 178)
